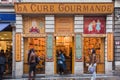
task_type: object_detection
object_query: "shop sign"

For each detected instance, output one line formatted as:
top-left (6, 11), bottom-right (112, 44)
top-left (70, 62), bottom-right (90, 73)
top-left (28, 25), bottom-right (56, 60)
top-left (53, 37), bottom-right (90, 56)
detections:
top-left (15, 33), bottom-right (21, 62)
top-left (84, 17), bottom-right (106, 34)
top-left (14, 3), bottom-right (114, 14)
top-left (0, 13), bottom-right (16, 22)
top-left (107, 33), bottom-right (113, 61)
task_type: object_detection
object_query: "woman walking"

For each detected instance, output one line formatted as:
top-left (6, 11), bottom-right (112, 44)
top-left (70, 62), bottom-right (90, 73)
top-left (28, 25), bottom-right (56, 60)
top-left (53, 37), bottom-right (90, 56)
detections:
top-left (28, 49), bottom-right (37, 80)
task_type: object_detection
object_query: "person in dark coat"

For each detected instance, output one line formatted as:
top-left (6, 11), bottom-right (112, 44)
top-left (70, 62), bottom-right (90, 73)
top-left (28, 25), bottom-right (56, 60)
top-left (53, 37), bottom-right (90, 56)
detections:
top-left (28, 48), bottom-right (37, 80)
top-left (57, 50), bottom-right (66, 75)
top-left (0, 50), bottom-right (6, 80)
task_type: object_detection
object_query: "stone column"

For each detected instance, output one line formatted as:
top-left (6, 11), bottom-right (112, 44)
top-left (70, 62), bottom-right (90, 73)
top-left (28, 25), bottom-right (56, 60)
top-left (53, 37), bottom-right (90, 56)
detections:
top-left (14, 15), bottom-right (23, 78)
top-left (105, 15), bottom-right (113, 74)
top-left (45, 15), bottom-right (54, 75)
top-left (74, 15), bottom-right (83, 74)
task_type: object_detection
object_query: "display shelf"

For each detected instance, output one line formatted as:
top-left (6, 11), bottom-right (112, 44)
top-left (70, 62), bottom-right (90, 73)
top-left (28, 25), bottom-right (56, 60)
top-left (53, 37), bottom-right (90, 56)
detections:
top-left (83, 38), bottom-right (105, 74)
top-left (25, 38), bottom-right (46, 74)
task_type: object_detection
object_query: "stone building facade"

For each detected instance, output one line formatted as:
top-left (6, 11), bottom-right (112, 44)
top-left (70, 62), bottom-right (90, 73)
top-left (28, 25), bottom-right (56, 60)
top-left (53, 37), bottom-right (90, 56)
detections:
top-left (0, 0), bottom-right (116, 78)
top-left (114, 0), bottom-right (120, 71)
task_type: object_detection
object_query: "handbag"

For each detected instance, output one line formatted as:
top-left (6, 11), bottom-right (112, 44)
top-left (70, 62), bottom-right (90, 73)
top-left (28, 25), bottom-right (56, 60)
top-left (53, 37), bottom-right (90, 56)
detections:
top-left (88, 64), bottom-right (95, 73)
top-left (35, 56), bottom-right (40, 64)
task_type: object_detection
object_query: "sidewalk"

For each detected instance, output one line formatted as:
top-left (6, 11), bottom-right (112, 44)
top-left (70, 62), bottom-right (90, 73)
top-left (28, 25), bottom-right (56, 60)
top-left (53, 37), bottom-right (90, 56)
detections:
top-left (3, 74), bottom-right (120, 80)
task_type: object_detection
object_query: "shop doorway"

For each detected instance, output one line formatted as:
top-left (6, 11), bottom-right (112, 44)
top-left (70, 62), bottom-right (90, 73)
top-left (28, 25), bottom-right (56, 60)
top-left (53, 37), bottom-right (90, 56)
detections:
top-left (24, 38), bottom-right (45, 74)
top-left (55, 36), bottom-right (74, 74)
top-left (0, 32), bottom-right (12, 76)
top-left (83, 37), bottom-right (105, 74)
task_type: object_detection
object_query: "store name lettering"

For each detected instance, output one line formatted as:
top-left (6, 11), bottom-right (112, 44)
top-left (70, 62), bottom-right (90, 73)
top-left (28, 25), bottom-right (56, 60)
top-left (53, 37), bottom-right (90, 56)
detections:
top-left (15, 3), bottom-right (114, 14)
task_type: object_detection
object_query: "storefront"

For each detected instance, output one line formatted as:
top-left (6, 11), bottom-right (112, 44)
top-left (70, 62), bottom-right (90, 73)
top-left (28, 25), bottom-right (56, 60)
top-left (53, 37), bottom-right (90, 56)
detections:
top-left (0, 13), bottom-right (15, 76)
top-left (14, 2), bottom-right (114, 77)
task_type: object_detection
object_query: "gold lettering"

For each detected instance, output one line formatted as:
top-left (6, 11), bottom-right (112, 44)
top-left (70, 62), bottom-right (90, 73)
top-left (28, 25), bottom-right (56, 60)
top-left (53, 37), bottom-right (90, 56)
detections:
top-left (95, 5), bottom-right (101, 12)
top-left (58, 4), bottom-right (64, 12)
top-left (64, 5), bottom-right (70, 12)
top-left (71, 5), bottom-right (76, 12)
top-left (83, 5), bottom-right (88, 12)
top-left (90, 6), bottom-right (94, 12)
top-left (101, 5), bottom-right (106, 12)
top-left (23, 5), bottom-right (27, 12)
top-left (15, 3), bottom-right (114, 14)
top-left (76, 5), bottom-right (82, 12)
top-left (50, 5), bottom-right (54, 12)
top-left (17, 4), bottom-right (22, 12)
top-left (43, 5), bottom-right (49, 12)
top-left (37, 5), bottom-right (43, 12)
top-left (107, 5), bottom-right (112, 12)
top-left (31, 4), bottom-right (36, 12)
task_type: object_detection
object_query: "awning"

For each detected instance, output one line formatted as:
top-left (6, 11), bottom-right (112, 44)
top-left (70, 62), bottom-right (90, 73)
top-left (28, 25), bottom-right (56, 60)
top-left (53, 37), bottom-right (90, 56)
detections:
top-left (0, 13), bottom-right (16, 22)
top-left (0, 23), bottom-right (10, 31)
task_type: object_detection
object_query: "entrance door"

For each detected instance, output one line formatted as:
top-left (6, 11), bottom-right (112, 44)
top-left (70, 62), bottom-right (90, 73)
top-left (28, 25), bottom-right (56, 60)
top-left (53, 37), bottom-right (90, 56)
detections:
top-left (83, 38), bottom-right (105, 74)
top-left (0, 32), bottom-right (12, 76)
top-left (55, 36), bottom-right (73, 74)
top-left (24, 38), bottom-right (45, 74)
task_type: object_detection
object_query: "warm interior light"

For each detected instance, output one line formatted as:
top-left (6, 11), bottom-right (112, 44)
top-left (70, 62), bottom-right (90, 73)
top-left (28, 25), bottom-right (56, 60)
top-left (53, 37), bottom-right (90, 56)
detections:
top-left (1, 38), bottom-right (4, 40)
top-left (3, 34), bottom-right (7, 36)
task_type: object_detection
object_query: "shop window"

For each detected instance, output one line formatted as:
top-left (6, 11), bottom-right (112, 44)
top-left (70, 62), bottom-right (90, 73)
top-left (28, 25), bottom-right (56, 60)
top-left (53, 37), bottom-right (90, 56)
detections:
top-left (83, 38), bottom-right (105, 74)
top-left (24, 38), bottom-right (45, 74)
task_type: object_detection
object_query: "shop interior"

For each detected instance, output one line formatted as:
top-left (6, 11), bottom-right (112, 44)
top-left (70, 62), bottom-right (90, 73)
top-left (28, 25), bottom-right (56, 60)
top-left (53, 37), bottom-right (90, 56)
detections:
top-left (24, 38), bottom-right (45, 74)
top-left (0, 31), bottom-right (12, 75)
top-left (55, 36), bottom-right (73, 74)
top-left (83, 37), bottom-right (105, 74)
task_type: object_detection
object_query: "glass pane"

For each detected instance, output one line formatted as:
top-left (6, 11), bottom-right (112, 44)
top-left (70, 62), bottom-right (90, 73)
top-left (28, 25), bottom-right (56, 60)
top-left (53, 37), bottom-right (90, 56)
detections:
top-left (24, 38), bottom-right (45, 74)
top-left (83, 38), bottom-right (105, 74)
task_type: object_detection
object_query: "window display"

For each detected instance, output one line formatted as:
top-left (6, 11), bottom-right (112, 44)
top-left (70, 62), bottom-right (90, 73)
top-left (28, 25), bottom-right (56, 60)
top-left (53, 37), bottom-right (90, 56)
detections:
top-left (24, 38), bottom-right (45, 74)
top-left (84, 38), bottom-right (105, 74)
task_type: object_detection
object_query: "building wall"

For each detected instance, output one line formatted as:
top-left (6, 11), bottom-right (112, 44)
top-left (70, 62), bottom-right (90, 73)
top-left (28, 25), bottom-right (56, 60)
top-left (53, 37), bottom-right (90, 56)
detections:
top-left (115, 0), bottom-right (120, 7)
top-left (114, 7), bottom-right (120, 70)
top-left (114, 0), bottom-right (120, 71)
top-left (15, 14), bottom-right (114, 77)
top-left (45, 15), bottom-right (54, 75)
top-left (14, 1), bottom-right (114, 77)
top-left (105, 15), bottom-right (113, 74)
top-left (15, 15), bottom-right (23, 78)
top-left (0, 0), bottom-right (16, 78)
top-left (74, 15), bottom-right (83, 74)
top-left (0, 0), bottom-right (16, 3)
top-left (0, 0), bottom-right (114, 78)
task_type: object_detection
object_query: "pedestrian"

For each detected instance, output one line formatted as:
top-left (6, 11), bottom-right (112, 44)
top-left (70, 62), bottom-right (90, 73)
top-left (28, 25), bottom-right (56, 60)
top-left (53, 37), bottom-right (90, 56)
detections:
top-left (28, 48), bottom-right (37, 80)
top-left (8, 51), bottom-right (12, 73)
top-left (5, 50), bottom-right (9, 73)
top-left (57, 50), bottom-right (65, 75)
top-left (62, 51), bottom-right (66, 72)
top-left (0, 49), bottom-right (6, 80)
top-left (89, 48), bottom-right (97, 80)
